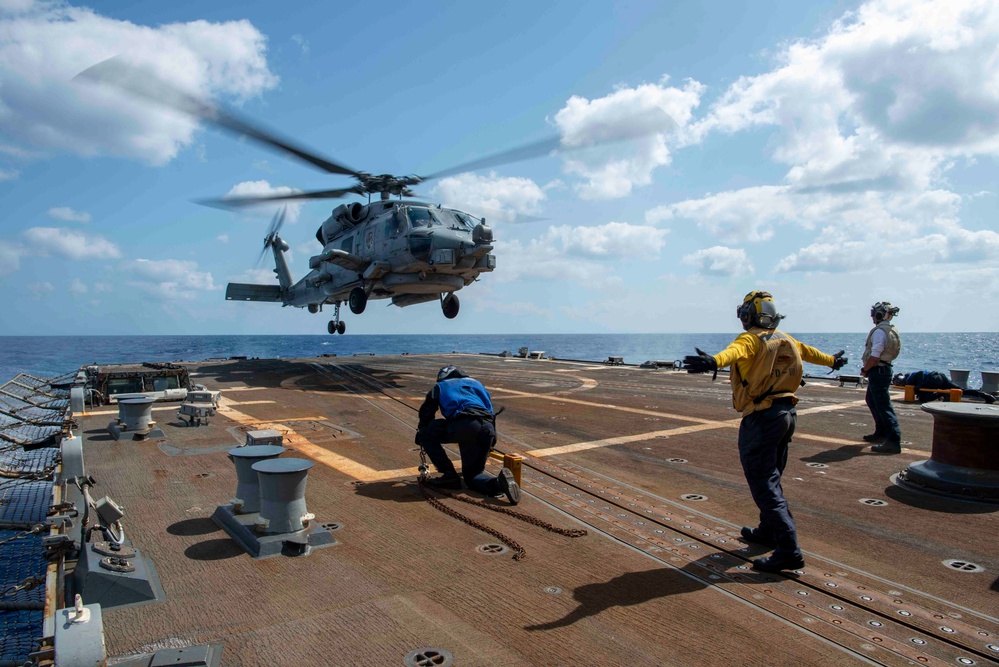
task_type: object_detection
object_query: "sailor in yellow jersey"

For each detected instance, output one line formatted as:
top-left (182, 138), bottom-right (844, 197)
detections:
top-left (683, 291), bottom-right (847, 573)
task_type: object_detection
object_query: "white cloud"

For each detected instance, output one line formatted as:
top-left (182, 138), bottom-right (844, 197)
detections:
top-left (47, 206), bottom-right (91, 223)
top-left (493, 221), bottom-right (666, 284)
top-left (0, 240), bottom-right (22, 274)
top-left (649, 185), bottom-right (963, 245)
top-left (690, 0), bottom-right (999, 193)
top-left (123, 258), bottom-right (218, 300)
top-left (217, 234), bottom-right (229, 244)
top-left (27, 281), bottom-right (53, 299)
top-left (776, 241), bottom-right (875, 273)
top-left (229, 267), bottom-right (277, 284)
top-left (546, 222), bottom-right (668, 259)
top-left (224, 180), bottom-right (303, 223)
top-left (0, 167), bottom-right (19, 180)
top-left (431, 172), bottom-right (545, 224)
top-left (23, 227), bottom-right (122, 260)
top-left (682, 246), bottom-right (754, 276)
top-left (552, 77), bottom-right (703, 199)
top-left (0, 3), bottom-right (278, 165)
top-left (69, 277), bottom-right (87, 294)
top-left (291, 34), bottom-right (309, 55)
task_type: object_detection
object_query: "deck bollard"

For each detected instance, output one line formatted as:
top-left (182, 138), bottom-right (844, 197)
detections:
top-left (228, 445), bottom-right (286, 513)
top-left (981, 371), bottom-right (999, 394)
top-left (118, 398), bottom-right (155, 432)
top-left (252, 458), bottom-right (314, 534)
top-left (949, 369), bottom-right (970, 389)
top-left (897, 403), bottom-right (999, 501)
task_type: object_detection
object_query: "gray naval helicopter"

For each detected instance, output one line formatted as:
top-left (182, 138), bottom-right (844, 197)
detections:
top-left (225, 177), bottom-right (498, 335)
top-left (77, 57), bottom-right (675, 334)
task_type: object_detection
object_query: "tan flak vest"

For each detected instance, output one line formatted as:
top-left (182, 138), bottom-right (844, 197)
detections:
top-left (730, 329), bottom-right (804, 416)
top-left (862, 322), bottom-right (901, 364)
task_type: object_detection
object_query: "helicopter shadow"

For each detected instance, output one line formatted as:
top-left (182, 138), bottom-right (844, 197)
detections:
top-left (197, 359), bottom-right (410, 394)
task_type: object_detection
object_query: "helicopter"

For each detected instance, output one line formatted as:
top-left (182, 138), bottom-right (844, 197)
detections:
top-left (76, 57), bottom-right (676, 334)
top-left (236, 196), bottom-right (495, 334)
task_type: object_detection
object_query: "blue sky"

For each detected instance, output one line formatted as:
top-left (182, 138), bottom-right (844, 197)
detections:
top-left (1, 0), bottom-right (996, 335)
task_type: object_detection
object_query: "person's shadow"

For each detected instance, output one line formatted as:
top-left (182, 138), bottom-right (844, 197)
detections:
top-left (525, 555), bottom-right (761, 631)
top-left (525, 551), bottom-right (791, 631)
top-left (800, 443), bottom-right (868, 464)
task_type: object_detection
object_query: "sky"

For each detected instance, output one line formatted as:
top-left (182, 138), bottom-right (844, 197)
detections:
top-left (1, 0), bottom-right (997, 335)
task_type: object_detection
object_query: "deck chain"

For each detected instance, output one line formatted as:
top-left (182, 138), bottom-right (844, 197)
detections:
top-left (418, 479), bottom-right (587, 561)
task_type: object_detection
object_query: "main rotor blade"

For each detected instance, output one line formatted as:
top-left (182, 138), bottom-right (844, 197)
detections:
top-left (420, 108), bottom-right (678, 182)
top-left (421, 136), bottom-right (561, 182)
top-left (75, 57), bottom-right (363, 178)
top-left (197, 187), bottom-right (359, 209)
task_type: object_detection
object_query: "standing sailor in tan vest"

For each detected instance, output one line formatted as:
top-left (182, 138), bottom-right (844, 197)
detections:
top-left (683, 291), bottom-right (847, 573)
top-left (861, 302), bottom-right (902, 453)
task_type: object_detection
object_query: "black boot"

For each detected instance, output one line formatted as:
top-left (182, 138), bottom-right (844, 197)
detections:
top-left (752, 552), bottom-right (805, 573)
top-left (497, 468), bottom-right (521, 505)
top-left (862, 432), bottom-right (884, 442)
top-left (740, 526), bottom-right (776, 548)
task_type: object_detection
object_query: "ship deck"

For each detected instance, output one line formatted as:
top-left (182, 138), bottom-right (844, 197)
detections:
top-left (77, 353), bottom-right (999, 667)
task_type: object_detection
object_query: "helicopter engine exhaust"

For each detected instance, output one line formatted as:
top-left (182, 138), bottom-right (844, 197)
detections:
top-left (333, 202), bottom-right (366, 224)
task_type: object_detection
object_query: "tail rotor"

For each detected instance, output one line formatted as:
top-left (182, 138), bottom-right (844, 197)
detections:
top-left (256, 206), bottom-right (287, 267)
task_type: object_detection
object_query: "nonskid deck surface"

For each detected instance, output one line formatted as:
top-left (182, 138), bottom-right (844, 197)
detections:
top-left (78, 354), bottom-right (999, 667)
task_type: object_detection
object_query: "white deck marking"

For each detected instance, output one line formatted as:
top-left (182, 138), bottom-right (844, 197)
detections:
top-left (525, 399), bottom-right (869, 457)
top-left (215, 388), bottom-right (870, 479)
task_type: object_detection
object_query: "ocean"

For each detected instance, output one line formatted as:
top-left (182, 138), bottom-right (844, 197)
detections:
top-left (2, 333), bottom-right (997, 389)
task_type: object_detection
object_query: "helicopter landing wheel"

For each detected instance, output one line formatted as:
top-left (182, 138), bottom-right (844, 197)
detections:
top-left (442, 293), bottom-right (460, 319)
top-left (349, 287), bottom-right (367, 315)
top-left (327, 320), bottom-right (337, 335)
top-left (337, 320), bottom-right (346, 335)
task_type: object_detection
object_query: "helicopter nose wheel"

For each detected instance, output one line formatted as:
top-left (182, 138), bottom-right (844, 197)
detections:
top-left (441, 293), bottom-right (460, 319)
top-left (348, 287), bottom-right (368, 314)
top-left (327, 303), bottom-right (346, 334)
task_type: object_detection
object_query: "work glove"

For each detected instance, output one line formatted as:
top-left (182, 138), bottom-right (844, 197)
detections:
top-left (832, 350), bottom-right (848, 371)
top-left (683, 348), bottom-right (718, 374)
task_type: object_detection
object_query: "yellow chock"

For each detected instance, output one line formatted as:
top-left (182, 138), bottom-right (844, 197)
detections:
top-left (504, 453), bottom-right (523, 487)
top-left (488, 452), bottom-right (523, 486)
top-left (904, 385), bottom-right (916, 402)
top-left (949, 388), bottom-right (963, 402)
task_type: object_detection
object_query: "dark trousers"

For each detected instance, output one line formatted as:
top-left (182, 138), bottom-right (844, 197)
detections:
top-left (738, 400), bottom-right (801, 557)
top-left (866, 365), bottom-right (901, 444)
top-left (416, 416), bottom-right (499, 496)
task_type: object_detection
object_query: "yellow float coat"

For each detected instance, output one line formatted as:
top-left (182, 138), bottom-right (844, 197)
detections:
top-left (714, 328), bottom-right (836, 416)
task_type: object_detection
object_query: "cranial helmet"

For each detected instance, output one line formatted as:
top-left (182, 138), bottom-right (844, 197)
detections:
top-left (871, 301), bottom-right (900, 321)
top-left (737, 291), bottom-right (783, 330)
top-left (437, 366), bottom-right (466, 382)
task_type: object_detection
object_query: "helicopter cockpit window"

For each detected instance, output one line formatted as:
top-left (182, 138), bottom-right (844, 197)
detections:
top-left (386, 210), bottom-right (406, 237)
top-left (452, 211), bottom-right (476, 230)
top-left (406, 207), bottom-right (442, 228)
